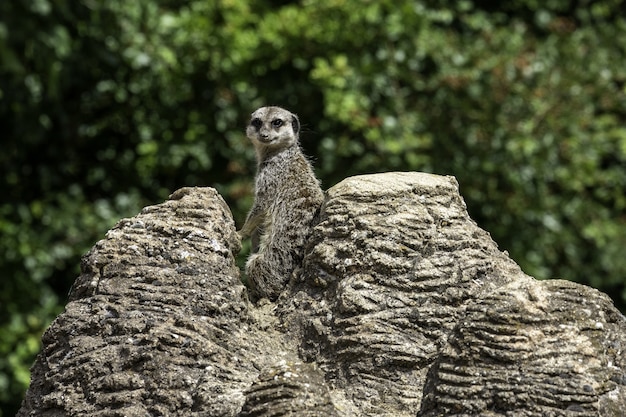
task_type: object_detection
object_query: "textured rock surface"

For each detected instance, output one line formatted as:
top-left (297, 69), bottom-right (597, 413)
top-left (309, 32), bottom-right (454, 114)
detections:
top-left (282, 172), bottom-right (534, 415)
top-left (18, 188), bottom-right (309, 416)
top-left (239, 361), bottom-right (338, 417)
top-left (19, 173), bottom-right (626, 416)
top-left (420, 278), bottom-right (626, 416)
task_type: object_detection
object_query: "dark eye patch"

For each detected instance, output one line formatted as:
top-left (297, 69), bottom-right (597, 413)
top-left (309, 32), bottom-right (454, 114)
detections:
top-left (251, 118), bottom-right (262, 129)
top-left (271, 119), bottom-right (283, 128)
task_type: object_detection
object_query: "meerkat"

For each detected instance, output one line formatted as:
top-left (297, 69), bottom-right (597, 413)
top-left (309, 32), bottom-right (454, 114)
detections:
top-left (239, 106), bottom-right (324, 301)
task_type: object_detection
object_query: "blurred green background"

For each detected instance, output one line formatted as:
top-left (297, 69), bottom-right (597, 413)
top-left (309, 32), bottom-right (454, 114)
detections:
top-left (1, 0), bottom-right (625, 414)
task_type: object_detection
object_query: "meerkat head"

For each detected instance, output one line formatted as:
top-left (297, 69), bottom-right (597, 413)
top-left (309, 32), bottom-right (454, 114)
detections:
top-left (246, 106), bottom-right (300, 151)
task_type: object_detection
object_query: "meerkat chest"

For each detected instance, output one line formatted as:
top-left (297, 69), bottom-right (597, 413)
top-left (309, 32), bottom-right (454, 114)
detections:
top-left (253, 168), bottom-right (282, 213)
top-left (254, 152), bottom-right (305, 215)
top-left (255, 165), bottom-right (282, 198)
top-left (255, 151), bottom-right (296, 191)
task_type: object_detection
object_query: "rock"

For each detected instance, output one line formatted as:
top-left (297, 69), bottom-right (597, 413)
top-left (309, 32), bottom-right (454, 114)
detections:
top-left (420, 278), bottom-right (626, 416)
top-left (239, 361), bottom-right (338, 417)
top-left (284, 172), bottom-right (533, 414)
top-left (18, 173), bottom-right (626, 416)
top-left (18, 187), bottom-right (290, 417)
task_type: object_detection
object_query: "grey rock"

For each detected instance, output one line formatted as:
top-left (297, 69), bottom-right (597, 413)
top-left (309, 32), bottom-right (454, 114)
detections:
top-left (239, 361), bottom-right (338, 417)
top-left (18, 173), bottom-right (626, 416)
top-left (420, 278), bottom-right (626, 416)
top-left (18, 187), bottom-right (300, 417)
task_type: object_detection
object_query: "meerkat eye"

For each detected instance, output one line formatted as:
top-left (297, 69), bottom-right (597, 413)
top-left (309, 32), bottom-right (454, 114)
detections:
top-left (251, 118), bottom-right (262, 129)
top-left (271, 119), bottom-right (283, 128)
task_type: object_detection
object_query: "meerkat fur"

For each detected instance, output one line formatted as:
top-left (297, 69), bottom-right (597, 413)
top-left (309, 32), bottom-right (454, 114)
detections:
top-left (239, 106), bottom-right (324, 300)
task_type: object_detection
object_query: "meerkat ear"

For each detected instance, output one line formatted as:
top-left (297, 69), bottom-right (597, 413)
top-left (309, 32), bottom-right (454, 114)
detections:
top-left (291, 114), bottom-right (300, 135)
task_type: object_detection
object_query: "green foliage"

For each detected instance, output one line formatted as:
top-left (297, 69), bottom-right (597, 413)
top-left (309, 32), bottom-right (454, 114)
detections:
top-left (1, 0), bottom-right (625, 414)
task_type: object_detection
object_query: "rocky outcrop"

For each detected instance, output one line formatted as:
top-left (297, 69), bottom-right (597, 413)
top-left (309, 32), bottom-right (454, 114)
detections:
top-left (420, 278), bottom-right (626, 416)
top-left (18, 172), bottom-right (626, 416)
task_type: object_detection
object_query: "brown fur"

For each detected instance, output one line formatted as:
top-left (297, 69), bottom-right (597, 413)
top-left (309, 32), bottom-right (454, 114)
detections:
top-left (239, 107), bottom-right (324, 300)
